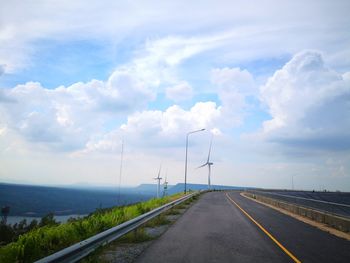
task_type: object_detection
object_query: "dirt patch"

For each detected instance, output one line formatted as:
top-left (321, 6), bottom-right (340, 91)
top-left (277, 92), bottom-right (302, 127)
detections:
top-left (97, 242), bottom-right (153, 263)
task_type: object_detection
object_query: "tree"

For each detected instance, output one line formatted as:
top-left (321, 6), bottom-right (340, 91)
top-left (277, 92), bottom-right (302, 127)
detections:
top-left (28, 219), bottom-right (38, 231)
top-left (39, 213), bottom-right (58, 227)
top-left (1, 206), bottom-right (10, 225)
top-left (0, 224), bottom-right (15, 245)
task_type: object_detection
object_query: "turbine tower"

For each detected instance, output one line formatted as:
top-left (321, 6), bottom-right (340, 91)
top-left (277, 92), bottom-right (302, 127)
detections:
top-left (117, 139), bottom-right (124, 204)
top-left (154, 165), bottom-right (162, 198)
top-left (163, 172), bottom-right (168, 197)
top-left (198, 136), bottom-right (214, 189)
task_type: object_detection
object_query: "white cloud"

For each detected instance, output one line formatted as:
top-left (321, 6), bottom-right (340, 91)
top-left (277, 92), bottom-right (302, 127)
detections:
top-left (260, 51), bottom-right (350, 151)
top-left (0, 67), bottom-right (156, 151)
top-left (69, 102), bottom-right (225, 165)
top-left (0, 2), bottom-right (229, 73)
top-left (1, 1), bottom-right (350, 189)
top-left (0, 65), bottom-right (4, 75)
top-left (0, 33), bottom-right (260, 156)
top-left (165, 82), bottom-right (193, 102)
top-left (127, 34), bottom-right (234, 89)
top-left (0, 33), bottom-right (253, 154)
top-left (105, 69), bottom-right (155, 110)
top-left (80, 130), bottom-right (123, 154)
top-left (211, 67), bottom-right (256, 125)
top-left (120, 102), bottom-right (222, 147)
top-left (1, 1), bottom-right (350, 73)
top-left (211, 67), bottom-right (255, 94)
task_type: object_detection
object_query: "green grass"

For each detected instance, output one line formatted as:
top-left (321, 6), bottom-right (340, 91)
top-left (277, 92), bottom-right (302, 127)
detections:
top-left (0, 193), bottom-right (184, 263)
top-left (175, 204), bottom-right (186, 209)
top-left (165, 208), bottom-right (181, 215)
top-left (117, 227), bottom-right (152, 243)
top-left (80, 228), bottom-right (152, 263)
top-left (144, 214), bottom-right (170, 228)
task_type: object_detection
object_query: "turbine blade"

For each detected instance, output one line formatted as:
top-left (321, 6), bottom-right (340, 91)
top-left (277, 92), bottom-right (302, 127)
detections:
top-left (197, 163), bottom-right (207, 169)
top-left (207, 135), bottom-right (213, 163)
top-left (158, 164), bottom-right (162, 178)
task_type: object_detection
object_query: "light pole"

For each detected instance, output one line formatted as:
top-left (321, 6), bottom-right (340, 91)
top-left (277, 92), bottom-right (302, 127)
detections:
top-left (184, 128), bottom-right (205, 193)
top-left (117, 139), bottom-right (124, 204)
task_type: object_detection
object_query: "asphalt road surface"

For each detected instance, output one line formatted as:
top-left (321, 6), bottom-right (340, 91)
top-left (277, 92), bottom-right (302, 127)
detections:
top-left (136, 191), bottom-right (350, 263)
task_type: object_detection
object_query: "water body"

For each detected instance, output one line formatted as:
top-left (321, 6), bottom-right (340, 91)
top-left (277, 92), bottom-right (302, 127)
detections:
top-left (6, 214), bottom-right (87, 225)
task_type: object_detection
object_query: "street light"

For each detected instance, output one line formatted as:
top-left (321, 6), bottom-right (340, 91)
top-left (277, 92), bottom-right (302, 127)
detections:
top-left (184, 128), bottom-right (205, 193)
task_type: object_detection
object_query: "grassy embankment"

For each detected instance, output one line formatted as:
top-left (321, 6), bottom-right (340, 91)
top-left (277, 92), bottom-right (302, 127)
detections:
top-left (81, 194), bottom-right (200, 263)
top-left (0, 193), bottom-right (185, 263)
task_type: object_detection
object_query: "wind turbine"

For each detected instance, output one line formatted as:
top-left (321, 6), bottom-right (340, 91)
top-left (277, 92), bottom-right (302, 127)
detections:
top-left (154, 165), bottom-right (162, 198)
top-left (198, 136), bottom-right (214, 189)
top-left (163, 171), bottom-right (168, 197)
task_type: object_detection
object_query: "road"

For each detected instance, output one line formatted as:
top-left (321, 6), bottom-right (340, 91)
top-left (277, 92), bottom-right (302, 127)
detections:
top-left (136, 191), bottom-right (350, 263)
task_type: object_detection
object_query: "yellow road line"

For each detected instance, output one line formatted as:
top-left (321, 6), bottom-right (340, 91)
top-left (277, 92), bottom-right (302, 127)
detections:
top-left (225, 193), bottom-right (301, 263)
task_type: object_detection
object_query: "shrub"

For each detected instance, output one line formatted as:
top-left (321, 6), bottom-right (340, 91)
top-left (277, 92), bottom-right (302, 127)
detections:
top-left (0, 193), bottom-right (184, 263)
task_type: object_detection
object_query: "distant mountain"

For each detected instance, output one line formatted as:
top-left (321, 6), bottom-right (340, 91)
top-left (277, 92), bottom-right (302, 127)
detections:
top-left (0, 182), bottom-right (249, 217)
top-left (168, 183), bottom-right (248, 194)
top-left (0, 183), bottom-right (152, 217)
top-left (132, 184), bottom-right (158, 193)
top-left (132, 184), bottom-right (174, 194)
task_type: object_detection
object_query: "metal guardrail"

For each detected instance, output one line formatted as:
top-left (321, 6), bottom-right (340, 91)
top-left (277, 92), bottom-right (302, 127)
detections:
top-left (250, 190), bottom-right (350, 208)
top-left (35, 192), bottom-right (198, 263)
top-left (248, 190), bottom-right (350, 218)
top-left (243, 191), bottom-right (350, 233)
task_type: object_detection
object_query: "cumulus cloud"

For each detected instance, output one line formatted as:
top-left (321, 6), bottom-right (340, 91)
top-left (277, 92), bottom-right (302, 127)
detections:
top-left (0, 36), bottom-right (258, 156)
top-left (211, 67), bottom-right (255, 94)
top-left (71, 101), bottom-right (224, 158)
top-left (105, 69), bottom-right (155, 110)
top-left (260, 51), bottom-right (350, 151)
top-left (165, 82), bottom-right (193, 102)
top-left (120, 102), bottom-right (222, 147)
top-left (80, 130), bottom-right (123, 154)
top-left (0, 89), bottom-right (15, 103)
top-left (0, 67), bottom-right (156, 151)
top-left (0, 65), bottom-right (4, 75)
top-left (0, 29), bottom-right (229, 153)
top-left (211, 67), bottom-right (256, 125)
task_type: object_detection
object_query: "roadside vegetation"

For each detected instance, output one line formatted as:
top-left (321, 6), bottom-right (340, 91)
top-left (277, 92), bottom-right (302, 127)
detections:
top-left (81, 194), bottom-right (200, 263)
top-left (0, 213), bottom-right (59, 247)
top-left (0, 193), bottom-right (184, 263)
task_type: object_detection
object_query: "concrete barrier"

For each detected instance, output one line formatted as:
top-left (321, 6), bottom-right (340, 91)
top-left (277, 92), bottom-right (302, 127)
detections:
top-left (244, 192), bottom-right (350, 233)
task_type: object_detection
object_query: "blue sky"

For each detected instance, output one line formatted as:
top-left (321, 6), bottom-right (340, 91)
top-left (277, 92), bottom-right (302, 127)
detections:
top-left (1, 40), bottom-right (114, 88)
top-left (0, 0), bottom-right (350, 191)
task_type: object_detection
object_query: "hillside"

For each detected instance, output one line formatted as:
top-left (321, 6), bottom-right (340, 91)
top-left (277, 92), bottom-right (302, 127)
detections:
top-left (0, 182), bottom-right (248, 217)
top-left (0, 183), bottom-right (153, 216)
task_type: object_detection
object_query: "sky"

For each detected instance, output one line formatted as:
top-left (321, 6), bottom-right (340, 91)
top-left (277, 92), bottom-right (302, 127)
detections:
top-left (0, 0), bottom-right (350, 191)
